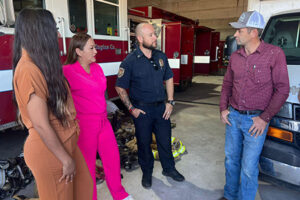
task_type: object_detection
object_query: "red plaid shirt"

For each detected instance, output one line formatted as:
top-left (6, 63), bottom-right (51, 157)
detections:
top-left (220, 41), bottom-right (290, 122)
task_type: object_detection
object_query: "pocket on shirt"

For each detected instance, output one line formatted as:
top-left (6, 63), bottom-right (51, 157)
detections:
top-left (254, 65), bottom-right (271, 85)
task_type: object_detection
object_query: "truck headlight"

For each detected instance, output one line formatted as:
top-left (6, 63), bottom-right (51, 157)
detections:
top-left (276, 102), bottom-right (293, 119)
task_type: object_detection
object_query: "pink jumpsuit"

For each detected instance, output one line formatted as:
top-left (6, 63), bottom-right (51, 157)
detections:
top-left (63, 61), bottom-right (128, 200)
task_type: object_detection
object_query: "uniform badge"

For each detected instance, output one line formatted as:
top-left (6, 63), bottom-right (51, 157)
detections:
top-left (118, 67), bottom-right (125, 78)
top-left (159, 59), bottom-right (164, 68)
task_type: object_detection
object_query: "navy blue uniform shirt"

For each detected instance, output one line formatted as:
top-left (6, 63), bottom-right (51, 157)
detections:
top-left (116, 46), bottom-right (173, 103)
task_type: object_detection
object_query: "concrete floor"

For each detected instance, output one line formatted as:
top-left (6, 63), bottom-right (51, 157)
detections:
top-left (3, 75), bottom-right (300, 200)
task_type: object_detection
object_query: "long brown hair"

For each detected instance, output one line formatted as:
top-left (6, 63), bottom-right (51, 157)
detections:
top-left (64, 33), bottom-right (91, 65)
top-left (13, 9), bottom-right (70, 126)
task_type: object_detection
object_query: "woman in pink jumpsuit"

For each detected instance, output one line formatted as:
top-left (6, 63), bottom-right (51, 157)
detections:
top-left (63, 33), bottom-right (132, 200)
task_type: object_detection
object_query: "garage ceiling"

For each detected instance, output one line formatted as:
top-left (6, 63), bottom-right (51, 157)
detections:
top-left (128, 0), bottom-right (248, 40)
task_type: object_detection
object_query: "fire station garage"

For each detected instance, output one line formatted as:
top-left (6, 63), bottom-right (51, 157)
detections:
top-left (1, 0), bottom-right (300, 200)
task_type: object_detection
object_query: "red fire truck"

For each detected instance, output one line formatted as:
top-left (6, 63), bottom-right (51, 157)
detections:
top-left (0, 1), bottom-right (218, 132)
top-left (0, 0), bottom-right (131, 131)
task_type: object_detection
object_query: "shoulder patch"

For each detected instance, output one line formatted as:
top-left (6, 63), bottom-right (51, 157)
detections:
top-left (118, 67), bottom-right (125, 78)
top-left (159, 58), bottom-right (164, 68)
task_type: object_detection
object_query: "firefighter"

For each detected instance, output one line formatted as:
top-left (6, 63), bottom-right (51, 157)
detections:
top-left (115, 23), bottom-right (185, 189)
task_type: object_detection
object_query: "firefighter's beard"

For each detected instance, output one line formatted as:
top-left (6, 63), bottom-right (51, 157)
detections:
top-left (142, 41), bottom-right (157, 50)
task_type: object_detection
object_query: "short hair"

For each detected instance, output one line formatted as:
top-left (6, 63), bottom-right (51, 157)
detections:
top-left (135, 23), bottom-right (148, 38)
top-left (247, 27), bottom-right (263, 37)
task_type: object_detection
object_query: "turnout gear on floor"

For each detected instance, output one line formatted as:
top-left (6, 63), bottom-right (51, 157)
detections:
top-left (0, 153), bottom-right (33, 199)
top-left (152, 135), bottom-right (186, 160)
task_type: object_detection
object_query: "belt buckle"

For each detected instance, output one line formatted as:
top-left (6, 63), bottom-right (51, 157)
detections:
top-left (241, 110), bottom-right (248, 114)
top-left (245, 110), bottom-right (261, 115)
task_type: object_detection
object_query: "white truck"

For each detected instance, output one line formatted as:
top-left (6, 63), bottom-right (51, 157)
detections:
top-left (248, 0), bottom-right (300, 186)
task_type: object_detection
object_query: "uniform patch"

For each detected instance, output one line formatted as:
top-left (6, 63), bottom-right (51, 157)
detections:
top-left (118, 67), bottom-right (125, 78)
top-left (159, 59), bottom-right (164, 68)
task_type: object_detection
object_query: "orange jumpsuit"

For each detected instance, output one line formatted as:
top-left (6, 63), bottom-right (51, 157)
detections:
top-left (13, 51), bottom-right (93, 200)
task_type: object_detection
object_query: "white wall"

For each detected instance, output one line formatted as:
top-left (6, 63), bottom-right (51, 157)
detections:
top-left (248, 0), bottom-right (300, 23)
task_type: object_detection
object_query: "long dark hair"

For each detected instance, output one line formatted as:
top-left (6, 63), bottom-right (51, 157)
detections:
top-left (13, 9), bottom-right (69, 126)
top-left (64, 33), bottom-right (91, 65)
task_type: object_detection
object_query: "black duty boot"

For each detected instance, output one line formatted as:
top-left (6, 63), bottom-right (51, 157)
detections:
top-left (162, 169), bottom-right (185, 182)
top-left (141, 174), bottom-right (152, 189)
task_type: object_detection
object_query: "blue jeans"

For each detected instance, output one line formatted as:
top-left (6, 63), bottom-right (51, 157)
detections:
top-left (224, 107), bottom-right (269, 200)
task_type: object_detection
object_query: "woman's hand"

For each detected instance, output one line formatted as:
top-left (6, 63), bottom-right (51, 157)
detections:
top-left (27, 94), bottom-right (77, 184)
top-left (59, 157), bottom-right (76, 184)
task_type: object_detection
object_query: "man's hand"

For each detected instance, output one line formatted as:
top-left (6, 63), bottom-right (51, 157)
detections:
top-left (249, 116), bottom-right (268, 137)
top-left (131, 108), bottom-right (146, 118)
top-left (163, 103), bottom-right (173, 120)
top-left (220, 109), bottom-right (231, 126)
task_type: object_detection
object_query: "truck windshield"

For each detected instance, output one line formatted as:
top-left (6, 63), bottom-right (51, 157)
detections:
top-left (263, 14), bottom-right (300, 65)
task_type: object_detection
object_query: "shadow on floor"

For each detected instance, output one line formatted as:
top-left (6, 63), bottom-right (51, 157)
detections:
top-left (175, 82), bottom-right (221, 103)
top-left (258, 183), bottom-right (300, 200)
top-left (151, 176), bottom-right (223, 200)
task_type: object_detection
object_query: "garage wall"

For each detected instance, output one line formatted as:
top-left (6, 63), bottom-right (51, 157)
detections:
top-left (128, 0), bottom-right (248, 40)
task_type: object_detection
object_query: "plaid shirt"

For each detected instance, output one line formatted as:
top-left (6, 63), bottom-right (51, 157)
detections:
top-left (220, 41), bottom-right (290, 122)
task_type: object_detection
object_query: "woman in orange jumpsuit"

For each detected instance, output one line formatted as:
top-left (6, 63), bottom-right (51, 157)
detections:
top-left (13, 9), bottom-right (93, 200)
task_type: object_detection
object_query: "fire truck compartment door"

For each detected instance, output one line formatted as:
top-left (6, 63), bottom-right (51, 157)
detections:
top-left (194, 30), bottom-right (212, 74)
top-left (164, 22), bottom-right (181, 85)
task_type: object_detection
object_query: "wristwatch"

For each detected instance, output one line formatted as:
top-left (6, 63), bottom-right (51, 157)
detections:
top-left (167, 100), bottom-right (175, 106)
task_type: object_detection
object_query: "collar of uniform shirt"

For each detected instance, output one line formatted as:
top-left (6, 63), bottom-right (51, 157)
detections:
top-left (237, 39), bottom-right (265, 57)
top-left (134, 46), bottom-right (158, 59)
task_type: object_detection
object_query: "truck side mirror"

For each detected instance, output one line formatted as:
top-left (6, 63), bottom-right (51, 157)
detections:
top-left (224, 35), bottom-right (240, 57)
top-left (0, 1), bottom-right (5, 25)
